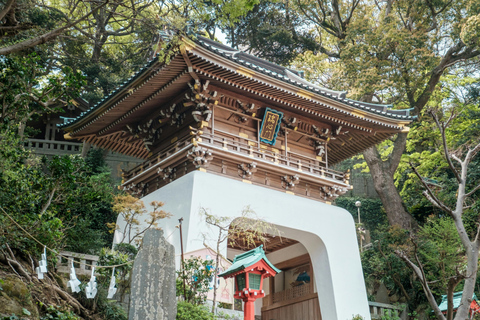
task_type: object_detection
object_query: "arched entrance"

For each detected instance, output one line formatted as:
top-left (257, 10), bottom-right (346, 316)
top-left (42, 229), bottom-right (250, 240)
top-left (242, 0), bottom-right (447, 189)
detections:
top-left (116, 171), bottom-right (371, 320)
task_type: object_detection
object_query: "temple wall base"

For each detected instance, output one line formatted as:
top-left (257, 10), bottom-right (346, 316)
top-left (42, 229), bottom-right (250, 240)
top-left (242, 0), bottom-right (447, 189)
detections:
top-left (114, 171), bottom-right (371, 320)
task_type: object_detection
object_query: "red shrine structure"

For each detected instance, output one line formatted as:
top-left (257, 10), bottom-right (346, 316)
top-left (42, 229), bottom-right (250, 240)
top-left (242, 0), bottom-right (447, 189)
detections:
top-left (60, 33), bottom-right (413, 320)
top-left (219, 245), bottom-right (281, 320)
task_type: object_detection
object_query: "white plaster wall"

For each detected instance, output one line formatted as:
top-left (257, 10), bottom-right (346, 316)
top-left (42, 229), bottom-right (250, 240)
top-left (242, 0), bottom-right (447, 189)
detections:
top-left (114, 171), bottom-right (371, 320)
top-left (265, 242), bottom-right (308, 265)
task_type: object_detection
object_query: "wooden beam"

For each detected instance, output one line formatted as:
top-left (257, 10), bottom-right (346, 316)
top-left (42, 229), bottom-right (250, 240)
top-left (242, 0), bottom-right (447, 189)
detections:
top-left (274, 253), bottom-right (311, 270)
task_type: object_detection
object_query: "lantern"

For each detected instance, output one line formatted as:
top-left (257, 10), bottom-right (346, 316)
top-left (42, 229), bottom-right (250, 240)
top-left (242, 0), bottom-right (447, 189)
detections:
top-left (218, 245), bottom-right (280, 320)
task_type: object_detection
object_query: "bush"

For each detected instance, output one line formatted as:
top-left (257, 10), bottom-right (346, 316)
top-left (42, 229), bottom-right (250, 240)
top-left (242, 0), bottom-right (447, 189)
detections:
top-left (176, 256), bottom-right (214, 305)
top-left (0, 131), bottom-right (116, 255)
top-left (40, 305), bottom-right (79, 320)
top-left (176, 301), bottom-right (215, 320)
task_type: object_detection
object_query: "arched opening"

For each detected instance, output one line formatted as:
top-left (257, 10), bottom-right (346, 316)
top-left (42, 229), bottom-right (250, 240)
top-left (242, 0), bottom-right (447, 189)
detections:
top-left (226, 221), bottom-right (325, 320)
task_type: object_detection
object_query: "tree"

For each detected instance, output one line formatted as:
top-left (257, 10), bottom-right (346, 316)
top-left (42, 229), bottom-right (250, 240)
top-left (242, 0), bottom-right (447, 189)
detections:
top-left (222, 0), bottom-right (319, 65)
top-left (0, 0), bottom-right (110, 55)
top-left (0, 130), bottom-right (116, 254)
top-left (182, 0), bottom-right (259, 40)
top-left (284, 0), bottom-right (480, 229)
top-left (394, 103), bottom-right (480, 320)
top-left (0, 130), bottom-right (122, 318)
top-left (176, 256), bottom-right (215, 305)
top-left (201, 206), bottom-right (279, 314)
top-left (55, 0), bottom-right (162, 104)
top-left (0, 53), bottom-right (84, 137)
top-left (108, 194), bottom-right (171, 245)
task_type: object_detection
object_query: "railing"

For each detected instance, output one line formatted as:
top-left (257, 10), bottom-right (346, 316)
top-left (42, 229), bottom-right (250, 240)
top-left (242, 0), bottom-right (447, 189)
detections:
top-left (25, 139), bottom-right (82, 155)
top-left (201, 132), bottom-right (346, 182)
top-left (273, 283), bottom-right (313, 303)
top-left (122, 134), bottom-right (192, 182)
top-left (263, 283), bottom-right (314, 307)
top-left (122, 131), bottom-right (347, 184)
top-left (369, 301), bottom-right (406, 320)
top-left (56, 251), bottom-right (99, 276)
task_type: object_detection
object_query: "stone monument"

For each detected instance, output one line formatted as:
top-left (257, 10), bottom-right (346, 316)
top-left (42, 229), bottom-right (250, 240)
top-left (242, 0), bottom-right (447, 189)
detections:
top-left (129, 229), bottom-right (176, 320)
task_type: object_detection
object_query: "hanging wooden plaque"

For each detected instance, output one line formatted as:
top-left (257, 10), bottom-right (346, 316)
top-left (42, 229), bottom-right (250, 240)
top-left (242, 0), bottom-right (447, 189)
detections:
top-left (260, 108), bottom-right (283, 145)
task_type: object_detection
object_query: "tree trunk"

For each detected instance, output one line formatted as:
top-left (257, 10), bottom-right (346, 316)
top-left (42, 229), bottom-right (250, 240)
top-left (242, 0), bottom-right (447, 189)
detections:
top-left (367, 163), bottom-right (413, 229)
top-left (211, 231), bottom-right (222, 314)
top-left (454, 244), bottom-right (479, 320)
top-left (81, 142), bottom-right (91, 158)
top-left (363, 133), bottom-right (416, 230)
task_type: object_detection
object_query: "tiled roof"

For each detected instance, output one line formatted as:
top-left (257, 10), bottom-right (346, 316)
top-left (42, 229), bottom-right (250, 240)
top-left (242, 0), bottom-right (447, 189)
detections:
top-left (218, 245), bottom-right (281, 278)
top-left (196, 36), bottom-right (414, 120)
top-left (438, 291), bottom-right (478, 311)
top-left (58, 55), bottom-right (160, 129)
top-left (59, 34), bottom-right (414, 129)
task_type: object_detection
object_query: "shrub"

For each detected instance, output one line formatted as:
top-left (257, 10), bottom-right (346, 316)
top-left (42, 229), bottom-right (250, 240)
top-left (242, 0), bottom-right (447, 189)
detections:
top-left (176, 301), bottom-right (215, 320)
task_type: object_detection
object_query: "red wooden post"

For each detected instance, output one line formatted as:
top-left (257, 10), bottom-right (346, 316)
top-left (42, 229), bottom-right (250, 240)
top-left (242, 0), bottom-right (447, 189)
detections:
top-left (244, 297), bottom-right (256, 320)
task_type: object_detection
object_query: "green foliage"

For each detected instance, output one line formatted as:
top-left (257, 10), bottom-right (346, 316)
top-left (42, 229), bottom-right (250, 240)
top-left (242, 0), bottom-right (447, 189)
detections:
top-left (176, 301), bottom-right (215, 320)
top-left (335, 197), bottom-right (387, 234)
top-left (176, 256), bottom-right (214, 305)
top-left (417, 217), bottom-right (464, 296)
top-left (361, 226), bottom-right (420, 306)
top-left (222, 0), bottom-right (319, 65)
top-left (95, 299), bottom-right (127, 320)
top-left (396, 88), bottom-right (480, 220)
top-left (0, 130), bottom-right (116, 255)
top-left (85, 148), bottom-right (109, 174)
top-left (0, 53), bottom-right (84, 132)
top-left (98, 246), bottom-right (134, 276)
top-left (379, 309), bottom-right (400, 320)
top-left (362, 217), bottom-right (467, 311)
top-left (97, 244), bottom-right (137, 304)
top-left (39, 305), bottom-right (79, 320)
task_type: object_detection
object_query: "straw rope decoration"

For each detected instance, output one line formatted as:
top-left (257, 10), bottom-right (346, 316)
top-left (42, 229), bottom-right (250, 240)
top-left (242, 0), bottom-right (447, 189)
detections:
top-left (0, 206), bottom-right (178, 270)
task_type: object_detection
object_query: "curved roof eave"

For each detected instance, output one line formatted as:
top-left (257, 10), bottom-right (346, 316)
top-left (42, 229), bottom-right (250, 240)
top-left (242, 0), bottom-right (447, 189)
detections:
top-left (60, 35), bottom-right (414, 134)
top-left (195, 36), bottom-right (413, 122)
top-left (59, 54), bottom-right (162, 131)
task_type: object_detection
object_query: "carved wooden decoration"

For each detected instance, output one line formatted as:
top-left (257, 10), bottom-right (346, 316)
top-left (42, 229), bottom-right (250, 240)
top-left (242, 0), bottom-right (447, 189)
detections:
top-left (311, 139), bottom-right (326, 157)
top-left (282, 116), bottom-right (297, 130)
top-left (123, 182), bottom-right (145, 197)
top-left (238, 162), bottom-right (257, 180)
top-left (157, 103), bottom-right (185, 127)
top-left (320, 185), bottom-right (347, 200)
top-left (184, 80), bottom-right (218, 122)
top-left (281, 174), bottom-right (299, 190)
top-left (157, 166), bottom-right (177, 182)
top-left (126, 121), bottom-right (162, 151)
top-left (233, 100), bottom-right (256, 123)
top-left (189, 126), bottom-right (203, 145)
top-left (187, 146), bottom-right (213, 167)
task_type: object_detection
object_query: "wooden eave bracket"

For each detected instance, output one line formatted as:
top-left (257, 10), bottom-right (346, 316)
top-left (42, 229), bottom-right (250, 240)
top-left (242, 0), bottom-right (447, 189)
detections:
top-left (180, 44), bottom-right (200, 81)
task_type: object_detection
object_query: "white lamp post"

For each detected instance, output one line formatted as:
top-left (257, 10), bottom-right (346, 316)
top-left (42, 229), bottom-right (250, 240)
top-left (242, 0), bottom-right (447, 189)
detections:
top-left (355, 201), bottom-right (362, 252)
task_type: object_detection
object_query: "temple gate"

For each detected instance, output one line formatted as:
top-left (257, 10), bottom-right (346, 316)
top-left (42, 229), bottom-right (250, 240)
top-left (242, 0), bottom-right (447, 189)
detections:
top-left (60, 35), bottom-right (413, 320)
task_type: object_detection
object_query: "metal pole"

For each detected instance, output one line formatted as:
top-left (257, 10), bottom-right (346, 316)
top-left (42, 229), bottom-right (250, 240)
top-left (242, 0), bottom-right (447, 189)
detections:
top-left (178, 218), bottom-right (187, 300)
top-left (355, 201), bottom-right (362, 253)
